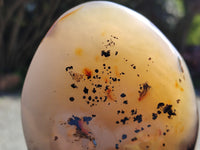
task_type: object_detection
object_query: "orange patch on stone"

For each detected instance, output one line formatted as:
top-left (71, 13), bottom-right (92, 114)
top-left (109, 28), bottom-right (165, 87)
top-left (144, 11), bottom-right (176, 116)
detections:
top-left (59, 7), bottom-right (82, 22)
top-left (165, 99), bottom-right (172, 104)
top-left (95, 55), bottom-right (100, 62)
top-left (138, 91), bottom-right (150, 101)
top-left (175, 81), bottom-right (179, 88)
top-left (174, 122), bottom-right (184, 134)
top-left (106, 88), bottom-right (114, 101)
top-left (179, 125), bottom-right (184, 133)
top-left (105, 78), bottom-right (108, 83)
top-left (175, 81), bottom-right (184, 92)
top-left (158, 129), bottom-right (162, 136)
top-left (138, 94), bottom-right (147, 101)
top-left (75, 48), bottom-right (83, 56)
top-left (67, 128), bottom-right (76, 137)
top-left (114, 66), bottom-right (120, 77)
top-left (101, 31), bottom-right (106, 36)
top-left (83, 68), bottom-right (92, 79)
top-left (78, 120), bottom-right (89, 135)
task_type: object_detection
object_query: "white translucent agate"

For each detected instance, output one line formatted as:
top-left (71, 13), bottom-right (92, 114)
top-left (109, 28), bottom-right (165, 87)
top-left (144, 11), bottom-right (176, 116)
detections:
top-left (22, 1), bottom-right (198, 150)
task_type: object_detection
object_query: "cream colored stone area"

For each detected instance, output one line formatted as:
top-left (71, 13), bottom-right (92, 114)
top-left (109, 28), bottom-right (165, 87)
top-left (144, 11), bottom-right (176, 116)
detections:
top-left (0, 95), bottom-right (199, 150)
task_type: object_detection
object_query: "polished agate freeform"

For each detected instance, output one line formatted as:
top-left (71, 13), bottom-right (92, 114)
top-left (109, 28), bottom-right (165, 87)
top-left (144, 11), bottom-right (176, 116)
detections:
top-left (21, 1), bottom-right (198, 150)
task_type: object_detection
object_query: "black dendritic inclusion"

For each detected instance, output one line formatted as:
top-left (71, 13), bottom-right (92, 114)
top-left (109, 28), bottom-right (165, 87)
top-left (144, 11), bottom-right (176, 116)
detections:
top-left (133, 114), bottom-right (142, 123)
top-left (163, 104), bottom-right (176, 118)
top-left (138, 82), bottom-right (151, 100)
top-left (65, 66), bottom-right (73, 71)
top-left (101, 50), bottom-right (110, 57)
top-left (158, 103), bottom-right (176, 118)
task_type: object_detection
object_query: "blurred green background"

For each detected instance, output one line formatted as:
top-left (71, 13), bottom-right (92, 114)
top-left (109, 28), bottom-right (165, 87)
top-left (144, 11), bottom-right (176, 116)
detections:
top-left (0, 0), bottom-right (200, 94)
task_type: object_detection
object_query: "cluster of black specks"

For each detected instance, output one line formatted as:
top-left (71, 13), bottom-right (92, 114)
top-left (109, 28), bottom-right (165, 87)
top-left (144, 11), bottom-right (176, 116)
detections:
top-left (115, 134), bottom-right (128, 149)
top-left (64, 36), bottom-right (176, 149)
top-left (162, 127), bottom-right (170, 137)
top-left (120, 72), bottom-right (125, 75)
top-left (131, 109), bottom-right (137, 115)
top-left (115, 129), bottom-right (146, 149)
top-left (123, 58), bottom-right (128, 62)
top-left (163, 104), bottom-right (176, 118)
top-left (131, 64), bottom-right (136, 69)
top-left (155, 126), bottom-right (170, 143)
top-left (115, 109), bottom-right (143, 125)
top-left (116, 117), bottom-right (129, 125)
top-left (131, 137), bottom-right (137, 142)
top-left (146, 57), bottom-right (154, 72)
top-left (103, 35), bottom-right (118, 48)
top-left (101, 35), bottom-right (119, 57)
top-left (113, 101), bottom-right (175, 149)
top-left (152, 102), bottom-right (176, 119)
top-left (152, 113), bottom-right (158, 120)
top-left (117, 110), bottom-right (125, 114)
top-left (148, 57), bottom-right (154, 63)
top-left (66, 62), bottom-right (126, 107)
top-left (120, 92), bottom-right (128, 105)
top-left (111, 35), bottom-right (119, 39)
top-left (76, 35), bottom-right (121, 107)
top-left (134, 114), bottom-right (142, 123)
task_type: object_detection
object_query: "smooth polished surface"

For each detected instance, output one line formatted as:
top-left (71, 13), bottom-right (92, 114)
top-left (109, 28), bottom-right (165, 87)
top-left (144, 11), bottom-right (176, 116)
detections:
top-left (22, 1), bottom-right (198, 150)
top-left (0, 95), bottom-right (199, 150)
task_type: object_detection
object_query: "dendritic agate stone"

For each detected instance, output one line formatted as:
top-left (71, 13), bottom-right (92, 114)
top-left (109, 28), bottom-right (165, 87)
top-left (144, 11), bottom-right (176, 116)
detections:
top-left (21, 1), bottom-right (198, 150)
